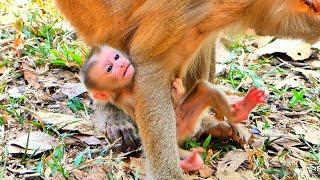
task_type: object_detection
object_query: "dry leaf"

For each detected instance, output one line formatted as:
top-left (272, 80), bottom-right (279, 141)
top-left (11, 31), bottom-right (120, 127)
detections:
top-left (215, 37), bottom-right (232, 64)
top-left (0, 125), bottom-right (4, 144)
top-left (292, 125), bottom-right (305, 135)
top-left (21, 63), bottom-right (41, 89)
top-left (215, 64), bottom-right (227, 76)
top-left (252, 39), bottom-right (312, 61)
top-left (292, 67), bottom-right (320, 80)
top-left (254, 36), bottom-right (274, 48)
top-left (199, 165), bottom-right (213, 178)
top-left (290, 147), bottom-right (309, 160)
top-left (51, 174), bottom-right (64, 180)
top-left (274, 76), bottom-right (302, 89)
top-left (308, 60), bottom-right (320, 69)
top-left (205, 149), bottom-right (214, 164)
top-left (8, 131), bottom-right (58, 155)
top-left (292, 125), bottom-right (320, 144)
top-left (311, 41), bottom-right (320, 50)
top-left (13, 18), bottom-right (24, 33)
top-left (114, 170), bottom-right (126, 180)
top-left (83, 169), bottom-right (106, 180)
top-left (73, 135), bottom-right (101, 145)
top-left (73, 169), bottom-right (86, 180)
top-left (12, 35), bottom-right (22, 49)
top-left (23, 173), bottom-right (42, 179)
top-left (216, 170), bottom-right (255, 180)
top-left (217, 149), bottom-right (248, 173)
top-left (66, 62), bottom-right (80, 69)
top-left (0, 66), bottom-right (6, 75)
top-left (272, 137), bottom-right (302, 148)
top-left (215, 37), bottom-right (232, 76)
top-left (61, 83), bottom-right (87, 99)
top-left (37, 111), bottom-right (101, 136)
top-left (7, 167), bottom-right (35, 175)
top-left (40, 75), bottom-right (59, 88)
top-left (129, 157), bottom-right (145, 174)
top-left (7, 87), bottom-right (23, 98)
top-left (251, 138), bottom-right (265, 149)
top-left (215, 37), bottom-right (231, 64)
top-left (186, 174), bottom-right (208, 180)
top-left (296, 160), bottom-right (312, 179)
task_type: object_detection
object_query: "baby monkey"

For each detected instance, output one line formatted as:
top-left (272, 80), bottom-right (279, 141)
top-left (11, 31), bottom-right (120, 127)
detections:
top-left (81, 45), bottom-right (266, 172)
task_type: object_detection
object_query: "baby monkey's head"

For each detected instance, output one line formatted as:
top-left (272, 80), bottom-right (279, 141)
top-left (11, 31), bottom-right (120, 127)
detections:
top-left (81, 46), bottom-right (134, 101)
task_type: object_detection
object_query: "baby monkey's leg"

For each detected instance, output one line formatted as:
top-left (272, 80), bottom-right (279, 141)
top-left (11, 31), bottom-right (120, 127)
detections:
top-left (205, 88), bottom-right (266, 143)
top-left (174, 80), bottom-right (266, 144)
top-left (175, 80), bottom-right (234, 142)
top-left (172, 79), bottom-right (204, 172)
top-left (173, 79), bottom-right (266, 171)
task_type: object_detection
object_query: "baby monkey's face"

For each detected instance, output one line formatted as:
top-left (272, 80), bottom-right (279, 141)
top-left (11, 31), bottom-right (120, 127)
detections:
top-left (89, 46), bottom-right (134, 90)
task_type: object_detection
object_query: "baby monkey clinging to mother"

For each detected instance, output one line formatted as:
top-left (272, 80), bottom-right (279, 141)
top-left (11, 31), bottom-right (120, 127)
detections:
top-left (56, 0), bottom-right (320, 177)
top-left (80, 45), bottom-right (266, 172)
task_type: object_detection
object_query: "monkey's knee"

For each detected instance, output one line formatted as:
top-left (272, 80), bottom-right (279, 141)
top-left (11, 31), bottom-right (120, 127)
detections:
top-left (193, 80), bottom-right (225, 97)
top-left (205, 121), bottom-right (233, 138)
top-left (194, 79), bottom-right (212, 91)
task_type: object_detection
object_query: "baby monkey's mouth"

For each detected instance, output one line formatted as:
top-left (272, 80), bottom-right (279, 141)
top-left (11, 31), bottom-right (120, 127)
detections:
top-left (123, 63), bottom-right (131, 77)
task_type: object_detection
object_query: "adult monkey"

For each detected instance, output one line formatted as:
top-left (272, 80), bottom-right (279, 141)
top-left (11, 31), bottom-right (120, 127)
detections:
top-left (55, 0), bottom-right (320, 178)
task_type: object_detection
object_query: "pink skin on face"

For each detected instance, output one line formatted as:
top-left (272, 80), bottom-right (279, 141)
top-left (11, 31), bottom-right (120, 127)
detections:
top-left (89, 46), bottom-right (135, 90)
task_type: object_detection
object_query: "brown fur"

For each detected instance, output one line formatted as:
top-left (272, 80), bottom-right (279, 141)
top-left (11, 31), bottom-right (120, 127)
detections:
top-left (56, 0), bottom-right (320, 178)
top-left (80, 46), bottom-right (249, 168)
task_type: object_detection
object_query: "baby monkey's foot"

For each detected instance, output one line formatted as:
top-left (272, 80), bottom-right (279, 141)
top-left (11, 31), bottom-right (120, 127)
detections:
top-left (231, 88), bottom-right (266, 123)
top-left (179, 149), bottom-right (204, 172)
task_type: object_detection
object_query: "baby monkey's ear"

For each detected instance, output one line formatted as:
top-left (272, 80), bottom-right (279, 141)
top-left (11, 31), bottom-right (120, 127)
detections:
top-left (91, 90), bottom-right (112, 102)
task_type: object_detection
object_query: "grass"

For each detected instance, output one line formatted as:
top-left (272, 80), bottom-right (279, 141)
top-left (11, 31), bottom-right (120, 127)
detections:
top-left (1, 0), bottom-right (88, 69)
top-left (47, 144), bottom-right (70, 179)
top-left (0, 1), bottom-right (89, 178)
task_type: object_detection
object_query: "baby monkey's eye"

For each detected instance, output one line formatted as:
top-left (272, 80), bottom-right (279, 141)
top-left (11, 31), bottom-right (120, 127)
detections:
top-left (106, 65), bottom-right (113, 73)
top-left (114, 54), bottom-right (120, 60)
